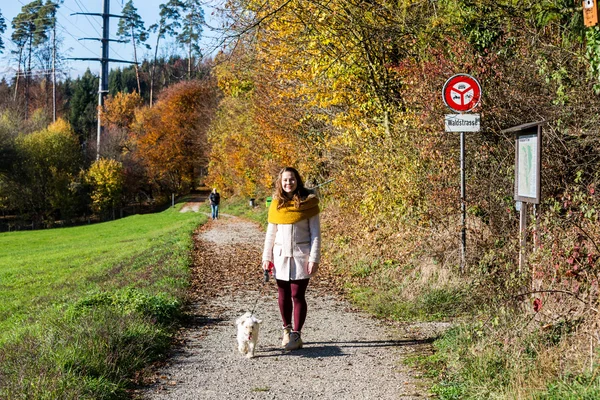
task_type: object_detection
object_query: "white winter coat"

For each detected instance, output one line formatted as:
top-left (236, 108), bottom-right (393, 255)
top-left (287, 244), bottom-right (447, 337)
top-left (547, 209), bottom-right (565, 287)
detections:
top-left (262, 214), bottom-right (321, 281)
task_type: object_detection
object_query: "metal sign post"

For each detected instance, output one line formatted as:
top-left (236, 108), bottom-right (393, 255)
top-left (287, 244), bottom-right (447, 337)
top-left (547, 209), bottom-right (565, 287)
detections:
top-left (460, 131), bottom-right (466, 270)
top-left (443, 74), bottom-right (482, 273)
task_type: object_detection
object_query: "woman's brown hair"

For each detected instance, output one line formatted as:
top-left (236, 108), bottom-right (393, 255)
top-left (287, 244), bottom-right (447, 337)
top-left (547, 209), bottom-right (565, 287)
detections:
top-left (274, 167), bottom-right (312, 209)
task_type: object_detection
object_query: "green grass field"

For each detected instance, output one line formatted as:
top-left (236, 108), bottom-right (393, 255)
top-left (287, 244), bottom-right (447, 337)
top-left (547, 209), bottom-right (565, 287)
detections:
top-left (0, 204), bottom-right (206, 398)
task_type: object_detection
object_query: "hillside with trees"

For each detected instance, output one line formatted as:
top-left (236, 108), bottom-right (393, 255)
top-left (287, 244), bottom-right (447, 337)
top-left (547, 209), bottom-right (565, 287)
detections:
top-left (1, 0), bottom-right (600, 398)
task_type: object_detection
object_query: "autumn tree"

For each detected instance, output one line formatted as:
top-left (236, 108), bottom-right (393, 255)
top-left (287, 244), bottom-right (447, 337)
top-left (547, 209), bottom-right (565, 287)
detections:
top-left (85, 158), bottom-right (124, 219)
top-left (132, 78), bottom-right (218, 196)
top-left (211, 1), bottom-right (429, 207)
top-left (99, 91), bottom-right (143, 160)
top-left (206, 95), bottom-right (277, 197)
top-left (5, 118), bottom-right (82, 223)
top-left (101, 91), bottom-right (143, 130)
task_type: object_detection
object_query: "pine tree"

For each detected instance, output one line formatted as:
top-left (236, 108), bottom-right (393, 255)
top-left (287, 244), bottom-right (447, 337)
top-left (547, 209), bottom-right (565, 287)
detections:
top-left (109, 67), bottom-right (124, 95)
top-left (179, 0), bottom-right (204, 79)
top-left (0, 9), bottom-right (6, 54)
top-left (36, 1), bottom-right (62, 120)
top-left (148, 0), bottom-right (184, 106)
top-left (69, 69), bottom-right (99, 144)
top-left (11, 0), bottom-right (53, 117)
top-left (117, 0), bottom-right (150, 95)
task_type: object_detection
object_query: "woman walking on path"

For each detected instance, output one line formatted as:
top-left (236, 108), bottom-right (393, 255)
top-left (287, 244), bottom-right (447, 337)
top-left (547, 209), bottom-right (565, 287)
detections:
top-left (262, 167), bottom-right (321, 351)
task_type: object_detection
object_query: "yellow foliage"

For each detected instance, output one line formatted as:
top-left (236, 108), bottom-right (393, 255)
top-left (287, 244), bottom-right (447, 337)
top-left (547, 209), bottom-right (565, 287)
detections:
top-left (85, 158), bottom-right (124, 214)
top-left (209, 0), bottom-right (453, 233)
top-left (47, 118), bottom-right (74, 135)
top-left (101, 92), bottom-right (143, 129)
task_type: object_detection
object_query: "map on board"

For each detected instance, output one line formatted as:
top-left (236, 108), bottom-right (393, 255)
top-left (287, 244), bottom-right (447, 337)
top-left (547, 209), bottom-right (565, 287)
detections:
top-left (517, 134), bottom-right (538, 199)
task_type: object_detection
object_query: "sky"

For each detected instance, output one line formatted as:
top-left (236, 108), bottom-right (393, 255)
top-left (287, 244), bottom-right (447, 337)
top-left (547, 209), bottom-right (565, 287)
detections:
top-left (0, 0), bottom-right (225, 80)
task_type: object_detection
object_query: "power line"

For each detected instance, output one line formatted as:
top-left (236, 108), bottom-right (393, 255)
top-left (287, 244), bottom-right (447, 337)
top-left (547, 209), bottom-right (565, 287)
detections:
top-left (11, 69), bottom-right (68, 78)
top-left (11, 0), bottom-right (99, 58)
top-left (73, 0), bottom-right (102, 36)
top-left (111, 0), bottom-right (125, 11)
top-left (55, 22), bottom-right (98, 56)
top-left (55, 9), bottom-right (101, 43)
top-left (109, 45), bottom-right (128, 64)
top-left (60, 1), bottom-right (100, 33)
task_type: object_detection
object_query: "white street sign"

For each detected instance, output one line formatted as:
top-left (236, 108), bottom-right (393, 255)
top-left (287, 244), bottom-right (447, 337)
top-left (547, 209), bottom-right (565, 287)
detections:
top-left (445, 114), bottom-right (480, 132)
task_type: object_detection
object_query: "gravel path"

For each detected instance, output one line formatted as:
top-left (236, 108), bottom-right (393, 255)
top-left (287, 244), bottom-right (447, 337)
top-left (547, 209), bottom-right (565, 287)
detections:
top-left (138, 212), bottom-right (443, 399)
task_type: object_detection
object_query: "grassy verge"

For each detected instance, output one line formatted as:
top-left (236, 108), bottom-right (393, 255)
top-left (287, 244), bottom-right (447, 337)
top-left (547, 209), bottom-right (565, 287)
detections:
top-left (341, 257), bottom-right (600, 399)
top-left (210, 195), bottom-right (268, 227)
top-left (0, 204), bottom-right (206, 399)
top-left (329, 248), bottom-right (473, 322)
top-left (412, 318), bottom-right (600, 399)
top-left (339, 259), bottom-right (600, 398)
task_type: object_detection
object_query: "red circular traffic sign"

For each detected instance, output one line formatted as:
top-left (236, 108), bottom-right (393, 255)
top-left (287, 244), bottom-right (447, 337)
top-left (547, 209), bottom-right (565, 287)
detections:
top-left (442, 74), bottom-right (482, 112)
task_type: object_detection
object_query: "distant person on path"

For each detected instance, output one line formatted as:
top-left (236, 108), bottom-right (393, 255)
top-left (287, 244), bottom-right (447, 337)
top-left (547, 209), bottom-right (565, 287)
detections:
top-left (209, 188), bottom-right (220, 220)
top-left (262, 167), bottom-right (321, 351)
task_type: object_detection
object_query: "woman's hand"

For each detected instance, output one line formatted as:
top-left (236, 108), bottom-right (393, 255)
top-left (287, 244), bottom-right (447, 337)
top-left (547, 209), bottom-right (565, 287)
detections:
top-left (262, 260), bottom-right (272, 271)
top-left (308, 262), bottom-right (319, 275)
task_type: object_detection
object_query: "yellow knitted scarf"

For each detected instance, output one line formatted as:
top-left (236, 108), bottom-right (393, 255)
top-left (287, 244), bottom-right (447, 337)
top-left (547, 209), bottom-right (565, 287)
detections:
top-left (267, 196), bottom-right (320, 224)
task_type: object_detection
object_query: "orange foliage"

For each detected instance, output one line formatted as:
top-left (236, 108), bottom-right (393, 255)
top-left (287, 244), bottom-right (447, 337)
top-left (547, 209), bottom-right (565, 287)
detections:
top-left (132, 79), bottom-right (218, 193)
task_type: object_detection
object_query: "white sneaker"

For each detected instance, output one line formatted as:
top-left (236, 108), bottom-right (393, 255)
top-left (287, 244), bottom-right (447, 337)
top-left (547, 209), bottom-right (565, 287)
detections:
top-left (285, 331), bottom-right (303, 350)
top-left (281, 325), bottom-right (292, 347)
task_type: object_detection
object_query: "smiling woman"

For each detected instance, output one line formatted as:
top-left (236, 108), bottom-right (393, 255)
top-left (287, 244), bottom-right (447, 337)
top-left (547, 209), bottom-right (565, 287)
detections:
top-left (262, 167), bottom-right (321, 351)
top-left (281, 169), bottom-right (298, 194)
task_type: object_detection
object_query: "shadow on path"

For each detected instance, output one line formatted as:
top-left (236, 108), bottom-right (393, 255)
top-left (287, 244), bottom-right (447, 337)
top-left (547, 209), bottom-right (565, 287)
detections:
top-left (184, 315), bottom-right (225, 329)
top-left (253, 337), bottom-right (437, 359)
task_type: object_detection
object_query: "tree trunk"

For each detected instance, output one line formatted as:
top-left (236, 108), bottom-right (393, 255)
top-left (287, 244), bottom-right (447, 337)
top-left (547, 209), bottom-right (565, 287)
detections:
top-left (188, 41), bottom-right (192, 80)
top-left (13, 48), bottom-right (23, 102)
top-left (132, 25), bottom-right (141, 94)
top-left (150, 25), bottom-right (162, 107)
top-left (26, 34), bottom-right (32, 119)
top-left (52, 23), bottom-right (56, 122)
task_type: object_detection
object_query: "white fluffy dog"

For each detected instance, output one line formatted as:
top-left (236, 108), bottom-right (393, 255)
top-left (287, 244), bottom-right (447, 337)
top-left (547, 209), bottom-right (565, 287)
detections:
top-left (236, 312), bottom-right (262, 358)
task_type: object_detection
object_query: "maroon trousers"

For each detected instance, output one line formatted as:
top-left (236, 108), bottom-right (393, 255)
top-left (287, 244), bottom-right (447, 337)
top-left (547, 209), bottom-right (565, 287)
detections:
top-left (276, 279), bottom-right (310, 332)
